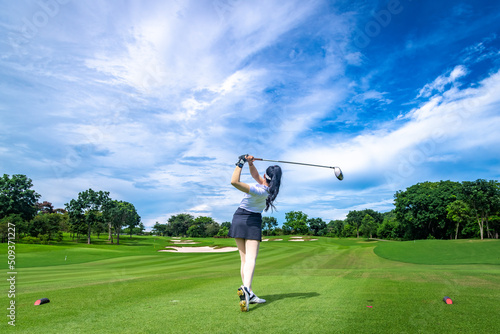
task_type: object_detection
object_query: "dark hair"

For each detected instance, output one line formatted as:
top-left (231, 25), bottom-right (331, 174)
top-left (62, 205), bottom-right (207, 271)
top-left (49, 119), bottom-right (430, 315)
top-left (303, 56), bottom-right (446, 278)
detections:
top-left (264, 165), bottom-right (282, 212)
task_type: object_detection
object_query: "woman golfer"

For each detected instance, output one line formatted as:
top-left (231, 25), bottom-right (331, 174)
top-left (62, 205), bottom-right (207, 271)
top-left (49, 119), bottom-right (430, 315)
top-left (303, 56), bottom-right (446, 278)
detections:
top-left (228, 154), bottom-right (282, 312)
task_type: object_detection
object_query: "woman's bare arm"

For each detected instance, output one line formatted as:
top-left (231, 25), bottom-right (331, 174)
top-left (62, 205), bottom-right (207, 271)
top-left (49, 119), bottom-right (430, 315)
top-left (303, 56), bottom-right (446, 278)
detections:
top-left (231, 166), bottom-right (250, 193)
top-left (247, 155), bottom-right (265, 185)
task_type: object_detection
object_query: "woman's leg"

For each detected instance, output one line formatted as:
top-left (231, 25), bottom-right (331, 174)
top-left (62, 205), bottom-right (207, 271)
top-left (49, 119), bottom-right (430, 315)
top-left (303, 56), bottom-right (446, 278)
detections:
top-left (235, 238), bottom-right (246, 284)
top-left (235, 238), bottom-right (260, 290)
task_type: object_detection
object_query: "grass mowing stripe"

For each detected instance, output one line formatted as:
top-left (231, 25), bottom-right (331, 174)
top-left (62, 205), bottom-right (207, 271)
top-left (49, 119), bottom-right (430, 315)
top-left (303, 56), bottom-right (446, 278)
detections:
top-left (2, 237), bottom-right (499, 333)
top-left (374, 239), bottom-right (500, 265)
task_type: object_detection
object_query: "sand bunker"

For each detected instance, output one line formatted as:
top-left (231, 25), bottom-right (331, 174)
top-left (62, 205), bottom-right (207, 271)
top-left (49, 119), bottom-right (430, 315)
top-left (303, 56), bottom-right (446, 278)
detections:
top-left (170, 239), bottom-right (200, 245)
top-left (272, 239), bottom-right (283, 241)
top-left (159, 246), bottom-right (238, 253)
top-left (289, 238), bottom-right (318, 242)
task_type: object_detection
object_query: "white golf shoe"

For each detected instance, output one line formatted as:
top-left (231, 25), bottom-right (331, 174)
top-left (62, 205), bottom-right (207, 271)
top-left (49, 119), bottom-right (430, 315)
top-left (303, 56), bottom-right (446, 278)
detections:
top-left (249, 294), bottom-right (266, 304)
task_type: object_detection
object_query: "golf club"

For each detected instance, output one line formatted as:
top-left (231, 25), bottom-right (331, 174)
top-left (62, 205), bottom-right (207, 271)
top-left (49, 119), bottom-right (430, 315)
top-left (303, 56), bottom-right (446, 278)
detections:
top-left (254, 158), bottom-right (344, 180)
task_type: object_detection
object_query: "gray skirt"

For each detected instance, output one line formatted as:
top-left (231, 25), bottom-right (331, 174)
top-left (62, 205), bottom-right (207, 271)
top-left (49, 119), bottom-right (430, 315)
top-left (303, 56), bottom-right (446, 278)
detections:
top-left (228, 207), bottom-right (262, 241)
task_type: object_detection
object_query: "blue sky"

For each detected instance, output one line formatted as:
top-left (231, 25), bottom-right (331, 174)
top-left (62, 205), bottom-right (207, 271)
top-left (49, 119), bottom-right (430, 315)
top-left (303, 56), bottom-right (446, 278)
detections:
top-left (1, 0), bottom-right (499, 229)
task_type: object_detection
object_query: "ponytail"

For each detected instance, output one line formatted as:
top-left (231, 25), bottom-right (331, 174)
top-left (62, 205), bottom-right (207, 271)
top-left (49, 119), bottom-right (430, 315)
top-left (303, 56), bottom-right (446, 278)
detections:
top-left (265, 165), bottom-right (282, 212)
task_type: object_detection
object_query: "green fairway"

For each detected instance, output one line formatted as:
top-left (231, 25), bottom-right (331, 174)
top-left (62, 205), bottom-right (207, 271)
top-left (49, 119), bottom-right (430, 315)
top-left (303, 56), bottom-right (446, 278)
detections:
top-left (374, 239), bottom-right (500, 265)
top-left (1, 236), bottom-right (499, 333)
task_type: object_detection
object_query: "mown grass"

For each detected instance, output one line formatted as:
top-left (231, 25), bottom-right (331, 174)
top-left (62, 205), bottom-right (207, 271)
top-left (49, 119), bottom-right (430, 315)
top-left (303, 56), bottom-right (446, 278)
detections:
top-left (374, 239), bottom-right (500, 265)
top-left (1, 236), bottom-right (499, 333)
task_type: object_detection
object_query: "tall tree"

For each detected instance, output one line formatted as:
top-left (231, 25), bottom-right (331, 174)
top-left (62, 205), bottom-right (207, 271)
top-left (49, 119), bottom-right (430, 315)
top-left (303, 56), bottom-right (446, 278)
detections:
top-left (342, 223), bottom-right (356, 237)
top-left (65, 189), bottom-right (111, 244)
top-left (105, 200), bottom-right (140, 245)
top-left (29, 212), bottom-right (62, 240)
top-left (152, 222), bottom-right (167, 236)
top-left (377, 211), bottom-right (400, 240)
top-left (394, 181), bottom-right (462, 240)
top-left (187, 224), bottom-right (205, 237)
top-left (186, 216), bottom-right (215, 237)
top-left (57, 211), bottom-right (70, 232)
top-left (346, 210), bottom-right (365, 238)
top-left (0, 174), bottom-right (41, 221)
top-left (360, 214), bottom-right (376, 238)
top-left (217, 221), bottom-right (231, 237)
top-left (283, 211), bottom-right (309, 235)
top-left (136, 222), bottom-right (146, 235)
top-left (363, 209), bottom-right (384, 226)
top-left (446, 200), bottom-right (473, 239)
top-left (327, 219), bottom-right (344, 237)
top-left (205, 221), bottom-right (220, 237)
top-left (461, 180), bottom-right (500, 240)
top-left (307, 217), bottom-right (326, 236)
top-left (124, 202), bottom-right (141, 238)
top-left (167, 213), bottom-right (193, 237)
top-left (93, 212), bottom-right (107, 239)
top-left (262, 216), bottom-right (278, 236)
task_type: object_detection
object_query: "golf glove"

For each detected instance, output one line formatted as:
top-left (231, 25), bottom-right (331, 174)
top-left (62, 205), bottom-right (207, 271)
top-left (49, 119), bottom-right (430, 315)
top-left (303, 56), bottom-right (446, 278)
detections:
top-left (235, 154), bottom-right (248, 168)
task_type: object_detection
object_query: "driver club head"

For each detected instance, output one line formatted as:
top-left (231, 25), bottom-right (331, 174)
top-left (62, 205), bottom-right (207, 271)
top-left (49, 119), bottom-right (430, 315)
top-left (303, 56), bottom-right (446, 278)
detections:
top-left (334, 167), bottom-right (344, 181)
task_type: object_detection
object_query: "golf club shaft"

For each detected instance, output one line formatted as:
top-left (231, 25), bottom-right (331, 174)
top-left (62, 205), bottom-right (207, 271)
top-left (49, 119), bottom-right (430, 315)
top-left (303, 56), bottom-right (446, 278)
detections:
top-left (254, 158), bottom-right (337, 169)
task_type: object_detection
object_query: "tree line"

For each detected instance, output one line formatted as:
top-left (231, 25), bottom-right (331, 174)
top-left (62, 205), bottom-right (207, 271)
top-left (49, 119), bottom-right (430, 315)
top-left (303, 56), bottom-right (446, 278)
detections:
top-left (1, 173), bottom-right (499, 243)
top-left (0, 174), bottom-right (143, 244)
top-left (151, 214), bottom-right (228, 238)
top-left (393, 179), bottom-right (499, 240)
top-left (280, 179), bottom-right (499, 240)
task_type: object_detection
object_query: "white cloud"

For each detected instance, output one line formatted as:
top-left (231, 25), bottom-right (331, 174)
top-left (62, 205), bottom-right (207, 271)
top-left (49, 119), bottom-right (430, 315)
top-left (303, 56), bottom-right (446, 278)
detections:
top-left (83, 0), bottom-right (320, 99)
top-left (345, 52), bottom-right (363, 66)
top-left (187, 204), bottom-right (212, 215)
top-left (351, 90), bottom-right (392, 104)
top-left (2, 0), bottom-right (499, 229)
top-left (417, 65), bottom-right (468, 98)
top-left (283, 68), bottom-right (500, 192)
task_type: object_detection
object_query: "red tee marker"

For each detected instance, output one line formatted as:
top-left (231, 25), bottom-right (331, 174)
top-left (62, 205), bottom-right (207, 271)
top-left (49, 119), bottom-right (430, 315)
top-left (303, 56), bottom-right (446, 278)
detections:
top-left (443, 296), bottom-right (453, 304)
top-left (34, 298), bottom-right (50, 305)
